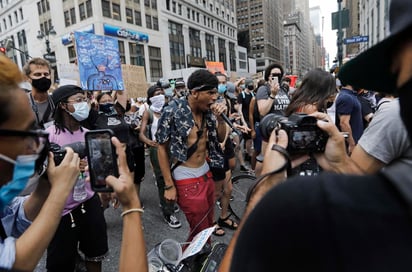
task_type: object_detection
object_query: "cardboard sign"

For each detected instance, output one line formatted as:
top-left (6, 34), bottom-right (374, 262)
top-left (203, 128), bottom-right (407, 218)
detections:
top-left (205, 61), bottom-right (226, 75)
top-left (121, 64), bottom-right (149, 99)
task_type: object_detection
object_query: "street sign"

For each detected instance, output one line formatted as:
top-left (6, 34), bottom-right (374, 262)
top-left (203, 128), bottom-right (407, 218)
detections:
top-left (332, 9), bottom-right (349, 30)
top-left (343, 35), bottom-right (369, 44)
top-left (43, 53), bottom-right (56, 62)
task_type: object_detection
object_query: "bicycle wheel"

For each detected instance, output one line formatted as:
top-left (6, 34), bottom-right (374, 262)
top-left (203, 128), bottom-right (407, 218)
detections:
top-left (228, 174), bottom-right (256, 221)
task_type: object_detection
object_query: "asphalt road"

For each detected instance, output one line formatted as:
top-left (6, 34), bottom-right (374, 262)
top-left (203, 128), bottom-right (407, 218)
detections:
top-left (34, 156), bottom-right (255, 271)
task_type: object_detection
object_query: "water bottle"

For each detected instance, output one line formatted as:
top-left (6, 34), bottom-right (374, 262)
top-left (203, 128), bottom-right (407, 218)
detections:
top-left (73, 173), bottom-right (87, 202)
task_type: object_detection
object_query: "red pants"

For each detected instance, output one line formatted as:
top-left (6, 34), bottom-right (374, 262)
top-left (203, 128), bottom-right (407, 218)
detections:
top-left (175, 171), bottom-right (215, 243)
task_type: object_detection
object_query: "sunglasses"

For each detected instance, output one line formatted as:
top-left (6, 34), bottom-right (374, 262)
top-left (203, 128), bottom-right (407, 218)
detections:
top-left (0, 129), bottom-right (49, 155)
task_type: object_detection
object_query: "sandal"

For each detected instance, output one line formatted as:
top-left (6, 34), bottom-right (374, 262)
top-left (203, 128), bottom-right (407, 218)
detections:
top-left (218, 215), bottom-right (238, 230)
top-left (212, 225), bottom-right (225, 236)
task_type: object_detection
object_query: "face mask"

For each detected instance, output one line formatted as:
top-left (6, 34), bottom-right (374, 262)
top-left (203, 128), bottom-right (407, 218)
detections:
top-left (398, 78), bottom-right (412, 143)
top-left (247, 85), bottom-right (254, 91)
top-left (218, 84), bottom-right (227, 94)
top-left (326, 101), bottom-right (334, 109)
top-left (70, 102), bottom-right (90, 121)
top-left (240, 84), bottom-right (245, 90)
top-left (150, 94), bottom-right (165, 113)
top-left (31, 77), bottom-right (51, 92)
top-left (165, 87), bottom-right (174, 97)
top-left (99, 102), bottom-right (114, 114)
top-left (0, 153), bottom-right (38, 210)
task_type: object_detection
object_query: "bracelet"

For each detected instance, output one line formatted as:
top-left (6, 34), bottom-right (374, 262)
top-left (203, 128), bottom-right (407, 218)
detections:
top-left (164, 185), bottom-right (175, 191)
top-left (269, 95), bottom-right (276, 99)
top-left (121, 208), bottom-right (144, 217)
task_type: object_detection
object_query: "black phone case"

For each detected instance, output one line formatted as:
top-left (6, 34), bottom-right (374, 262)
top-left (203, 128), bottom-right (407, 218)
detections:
top-left (85, 129), bottom-right (118, 192)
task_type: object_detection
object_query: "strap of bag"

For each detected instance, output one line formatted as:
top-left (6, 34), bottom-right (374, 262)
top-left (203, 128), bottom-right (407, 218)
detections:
top-left (0, 221), bottom-right (7, 240)
top-left (171, 115), bottom-right (206, 173)
top-left (380, 162), bottom-right (412, 213)
top-left (29, 93), bottom-right (54, 129)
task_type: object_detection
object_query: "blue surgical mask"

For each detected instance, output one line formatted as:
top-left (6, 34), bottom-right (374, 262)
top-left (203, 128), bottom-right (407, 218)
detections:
top-left (218, 84), bottom-right (227, 94)
top-left (165, 87), bottom-right (174, 97)
top-left (70, 102), bottom-right (90, 121)
top-left (0, 153), bottom-right (38, 210)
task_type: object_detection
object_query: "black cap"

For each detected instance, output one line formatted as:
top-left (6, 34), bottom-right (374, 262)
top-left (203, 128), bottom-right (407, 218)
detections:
top-left (52, 85), bottom-right (84, 105)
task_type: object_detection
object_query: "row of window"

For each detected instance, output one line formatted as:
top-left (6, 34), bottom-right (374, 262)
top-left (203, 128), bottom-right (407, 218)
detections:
top-left (167, 1), bottom-right (236, 38)
top-left (0, 7), bottom-right (24, 33)
top-left (102, 0), bottom-right (158, 30)
top-left (64, 0), bottom-right (93, 26)
top-left (168, 20), bottom-right (236, 72)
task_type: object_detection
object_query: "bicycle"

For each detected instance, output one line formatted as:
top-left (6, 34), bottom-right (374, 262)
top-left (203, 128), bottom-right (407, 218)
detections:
top-left (226, 172), bottom-right (256, 222)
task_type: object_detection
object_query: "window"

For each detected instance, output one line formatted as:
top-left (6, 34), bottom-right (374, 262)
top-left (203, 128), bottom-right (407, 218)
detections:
top-left (86, 0), bottom-right (93, 17)
top-left (229, 42), bottom-right (236, 72)
top-left (134, 10), bottom-right (142, 25)
top-left (178, 4), bottom-right (182, 15)
top-left (64, 11), bottom-right (70, 27)
top-left (68, 46), bottom-right (77, 63)
top-left (126, 8), bottom-right (133, 23)
top-left (149, 46), bottom-right (162, 81)
top-left (129, 42), bottom-right (145, 66)
top-left (205, 34), bottom-right (215, 61)
top-left (151, 0), bottom-right (157, 9)
top-left (112, 3), bottom-right (121, 20)
top-left (79, 3), bottom-right (86, 20)
top-left (189, 28), bottom-right (201, 58)
top-left (168, 21), bottom-right (185, 70)
top-left (70, 8), bottom-right (76, 24)
top-left (218, 38), bottom-right (227, 70)
top-left (102, 0), bottom-right (111, 17)
top-left (19, 8), bottom-right (23, 20)
top-left (146, 14), bottom-right (152, 28)
top-left (144, 0), bottom-right (150, 7)
top-left (118, 40), bottom-right (125, 64)
top-left (152, 17), bottom-right (159, 31)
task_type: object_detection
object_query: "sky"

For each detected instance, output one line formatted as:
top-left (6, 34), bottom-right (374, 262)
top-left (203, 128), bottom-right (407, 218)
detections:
top-left (309, 0), bottom-right (339, 66)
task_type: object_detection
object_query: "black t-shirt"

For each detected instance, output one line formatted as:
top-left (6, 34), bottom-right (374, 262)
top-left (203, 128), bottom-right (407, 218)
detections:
top-left (237, 91), bottom-right (254, 125)
top-left (230, 172), bottom-right (412, 271)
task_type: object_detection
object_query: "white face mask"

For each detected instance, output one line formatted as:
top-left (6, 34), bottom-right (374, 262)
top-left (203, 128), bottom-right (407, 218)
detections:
top-left (149, 94), bottom-right (165, 113)
top-left (70, 102), bottom-right (90, 121)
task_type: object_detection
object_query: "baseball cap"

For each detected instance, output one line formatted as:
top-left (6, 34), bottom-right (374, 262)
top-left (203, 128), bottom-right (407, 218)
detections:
top-left (226, 82), bottom-right (236, 100)
top-left (52, 85), bottom-right (84, 105)
top-left (175, 80), bottom-right (185, 88)
top-left (338, 0), bottom-right (412, 93)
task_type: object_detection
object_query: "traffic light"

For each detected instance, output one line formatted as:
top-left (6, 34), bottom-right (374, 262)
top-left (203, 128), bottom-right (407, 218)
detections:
top-left (0, 47), bottom-right (5, 54)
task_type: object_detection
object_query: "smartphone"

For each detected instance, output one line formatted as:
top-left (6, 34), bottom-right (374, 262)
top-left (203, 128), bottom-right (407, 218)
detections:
top-left (85, 129), bottom-right (118, 192)
top-left (271, 76), bottom-right (279, 85)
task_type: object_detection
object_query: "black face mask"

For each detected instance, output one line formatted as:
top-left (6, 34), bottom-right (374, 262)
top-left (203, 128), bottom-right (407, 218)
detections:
top-left (326, 101), bottom-right (334, 109)
top-left (398, 77), bottom-right (412, 143)
top-left (99, 102), bottom-right (114, 114)
top-left (31, 77), bottom-right (52, 92)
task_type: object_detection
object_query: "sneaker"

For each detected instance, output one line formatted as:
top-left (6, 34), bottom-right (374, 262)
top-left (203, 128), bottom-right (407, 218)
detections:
top-left (240, 165), bottom-right (251, 172)
top-left (164, 214), bottom-right (182, 229)
top-left (159, 204), bottom-right (180, 213)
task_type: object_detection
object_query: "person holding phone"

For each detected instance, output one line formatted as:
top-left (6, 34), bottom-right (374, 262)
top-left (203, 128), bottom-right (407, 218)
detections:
top-left (45, 85), bottom-right (108, 272)
top-left (0, 56), bottom-right (81, 271)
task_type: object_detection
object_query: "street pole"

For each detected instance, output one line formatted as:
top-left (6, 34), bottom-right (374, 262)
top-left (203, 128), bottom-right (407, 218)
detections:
top-left (337, 0), bottom-right (343, 67)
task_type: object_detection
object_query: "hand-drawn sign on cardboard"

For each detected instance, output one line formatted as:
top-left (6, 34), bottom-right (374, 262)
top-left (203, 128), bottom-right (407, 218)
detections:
top-left (74, 32), bottom-right (124, 91)
top-left (121, 64), bottom-right (149, 99)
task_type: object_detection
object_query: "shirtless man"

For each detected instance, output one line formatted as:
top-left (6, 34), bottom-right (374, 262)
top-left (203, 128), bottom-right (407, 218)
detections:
top-left (156, 69), bottom-right (227, 242)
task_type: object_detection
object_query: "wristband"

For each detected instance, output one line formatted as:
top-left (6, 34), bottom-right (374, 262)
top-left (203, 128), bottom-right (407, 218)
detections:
top-left (269, 95), bottom-right (276, 99)
top-left (121, 208), bottom-right (144, 217)
top-left (164, 185), bottom-right (175, 191)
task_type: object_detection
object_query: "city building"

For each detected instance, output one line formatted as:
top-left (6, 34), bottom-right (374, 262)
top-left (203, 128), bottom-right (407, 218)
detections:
top-left (0, 0), bottom-right (247, 84)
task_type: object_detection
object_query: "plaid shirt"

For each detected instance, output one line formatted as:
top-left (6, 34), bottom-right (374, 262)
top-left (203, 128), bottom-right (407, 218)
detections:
top-left (156, 98), bottom-right (224, 169)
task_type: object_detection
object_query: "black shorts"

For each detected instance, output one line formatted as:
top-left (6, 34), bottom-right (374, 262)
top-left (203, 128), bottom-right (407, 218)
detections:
top-left (211, 140), bottom-right (236, 181)
top-left (46, 194), bottom-right (108, 271)
top-left (131, 145), bottom-right (146, 183)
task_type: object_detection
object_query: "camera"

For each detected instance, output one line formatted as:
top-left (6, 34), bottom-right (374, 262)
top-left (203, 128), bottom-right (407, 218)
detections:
top-left (49, 142), bottom-right (86, 166)
top-left (260, 113), bottom-right (328, 155)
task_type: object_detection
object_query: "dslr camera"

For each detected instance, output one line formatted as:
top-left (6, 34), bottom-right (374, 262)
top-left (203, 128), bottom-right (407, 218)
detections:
top-left (260, 113), bottom-right (328, 155)
top-left (49, 142), bottom-right (86, 166)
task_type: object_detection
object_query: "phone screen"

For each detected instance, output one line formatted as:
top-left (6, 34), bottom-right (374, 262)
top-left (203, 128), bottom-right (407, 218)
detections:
top-left (85, 129), bottom-right (117, 192)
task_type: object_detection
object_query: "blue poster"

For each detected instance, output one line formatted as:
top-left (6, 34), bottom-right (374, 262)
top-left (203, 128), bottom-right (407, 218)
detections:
top-left (74, 32), bottom-right (124, 91)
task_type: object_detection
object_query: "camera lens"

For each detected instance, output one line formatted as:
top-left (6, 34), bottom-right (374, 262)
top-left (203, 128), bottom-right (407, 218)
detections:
top-left (259, 113), bottom-right (286, 141)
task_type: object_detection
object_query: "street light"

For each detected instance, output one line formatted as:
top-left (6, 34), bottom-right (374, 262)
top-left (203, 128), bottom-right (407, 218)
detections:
top-left (37, 25), bottom-right (56, 55)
